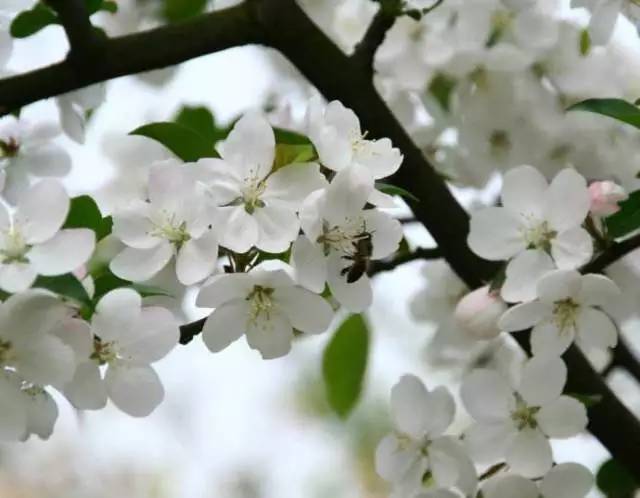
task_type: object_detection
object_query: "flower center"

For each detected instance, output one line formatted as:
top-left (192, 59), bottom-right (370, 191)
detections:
top-left (511, 398), bottom-right (540, 430)
top-left (0, 227), bottom-right (29, 264)
top-left (0, 138), bottom-right (20, 158)
top-left (317, 219), bottom-right (367, 256)
top-left (522, 220), bottom-right (557, 251)
top-left (552, 298), bottom-right (580, 333)
top-left (149, 211), bottom-right (191, 249)
top-left (241, 172), bottom-right (267, 214)
top-left (489, 130), bottom-right (511, 155)
top-left (246, 285), bottom-right (275, 324)
top-left (90, 338), bottom-right (118, 365)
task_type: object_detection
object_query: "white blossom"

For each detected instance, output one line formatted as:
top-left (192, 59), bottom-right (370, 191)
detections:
top-left (454, 285), bottom-right (507, 340)
top-left (63, 289), bottom-right (179, 417)
top-left (588, 180), bottom-right (627, 216)
top-left (196, 263), bottom-right (334, 359)
top-left (195, 112), bottom-right (327, 253)
top-left (461, 356), bottom-right (587, 478)
top-left (292, 166), bottom-right (402, 312)
top-left (468, 166), bottom-right (593, 302)
top-left (499, 269), bottom-right (620, 357)
top-left (376, 375), bottom-right (477, 498)
top-left (111, 160), bottom-right (219, 285)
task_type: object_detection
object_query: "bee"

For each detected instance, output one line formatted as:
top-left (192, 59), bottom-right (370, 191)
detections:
top-left (341, 231), bottom-right (373, 283)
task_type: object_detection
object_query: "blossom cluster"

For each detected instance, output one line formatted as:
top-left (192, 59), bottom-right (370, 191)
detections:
top-left (0, 98), bottom-right (404, 440)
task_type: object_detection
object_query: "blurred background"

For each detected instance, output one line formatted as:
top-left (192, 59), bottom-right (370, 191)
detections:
top-left (1, 0), bottom-right (639, 496)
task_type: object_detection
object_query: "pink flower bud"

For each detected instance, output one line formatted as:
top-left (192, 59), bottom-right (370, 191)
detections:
top-left (588, 181), bottom-right (628, 217)
top-left (454, 286), bottom-right (507, 340)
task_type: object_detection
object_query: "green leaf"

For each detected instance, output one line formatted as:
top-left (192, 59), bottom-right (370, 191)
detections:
top-left (273, 143), bottom-right (317, 171)
top-left (130, 122), bottom-right (217, 162)
top-left (273, 127), bottom-right (313, 146)
top-left (64, 195), bottom-right (113, 241)
top-left (580, 28), bottom-right (591, 56)
top-left (429, 74), bottom-right (456, 112)
top-left (322, 314), bottom-right (369, 418)
top-left (567, 392), bottom-right (603, 408)
top-left (85, 0), bottom-right (118, 14)
top-left (596, 459), bottom-right (638, 497)
top-left (174, 106), bottom-right (220, 143)
top-left (10, 3), bottom-right (58, 38)
top-left (605, 190), bottom-right (640, 239)
top-left (568, 98), bottom-right (640, 129)
top-left (488, 262), bottom-right (507, 293)
top-left (375, 182), bottom-right (420, 203)
top-left (163, 0), bottom-right (207, 22)
top-left (33, 274), bottom-right (91, 305)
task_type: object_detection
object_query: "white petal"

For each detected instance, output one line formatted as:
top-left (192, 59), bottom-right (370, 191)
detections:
top-left (464, 421), bottom-right (514, 463)
top-left (575, 307), bottom-right (618, 351)
top-left (28, 228), bottom-right (95, 276)
top-left (201, 300), bottom-right (249, 353)
top-left (518, 356), bottom-right (567, 406)
top-left (501, 250), bottom-right (555, 303)
top-left (536, 269), bottom-right (582, 303)
top-left (93, 288), bottom-right (141, 342)
top-left (363, 209), bottom-right (403, 260)
top-left (112, 201), bottom-right (158, 249)
top-left (245, 310), bottom-right (293, 359)
top-left (16, 179), bottom-right (69, 244)
top-left (110, 243), bottom-right (173, 283)
top-left (327, 257), bottom-right (373, 312)
top-left (323, 166), bottom-right (373, 224)
top-left (22, 143), bottom-right (71, 177)
top-left (531, 320), bottom-right (574, 357)
top-left (537, 395), bottom-right (587, 438)
top-left (588, 0), bottom-right (622, 45)
top-left (254, 204), bottom-right (300, 253)
top-left (0, 378), bottom-right (27, 441)
top-left (461, 369), bottom-right (514, 422)
top-left (540, 463), bottom-right (593, 498)
top-left (105, 362), bottom-right (164, 417)
top-left (498, 301), bottom-right (548, 332)
top-left (175, 229), bottom-right (218, 285)
top-left (354, 138), bottom-right (403, 179)
top-left (23, 389), bottom-right (58, 440)
top-left (196, 272), bottom-right (253, 308)
top-left (51, 317), bottom-right (93, 360)
top-left (390, 375), bottom-right (431, 438)
top-left (147, 161), bottom-right (192, 212)
top-left (577, 274), bottom-right (620, 307)
top-left (483, 474), bottom-right (538, 498)
top-left (468, 207), bottom-right (525, 261)
top-left (375, 434), bottom-right (415, 482)
top-left (550, 227), bottom-right (593, 270)
top-left (218, 112), bottom-right (275, 179)
top-left (501, 165), bottom-right (548, 220)
top-left (17, 334), bottom-right (75, 387)
top-left (120, 306), bottom-right (179, 363)
top-left (505, 428), bottom-right (553, 478)
top-left (275, 286), bottom-right (333, 334)
top-left (429, 442), bottom-right (461, 488)
top-left (0, 262), bottom-right (37, 292)
top-left (291, 235), bottom-right (327, 293)
top-left (262, 162), bottom-right (327, 205)
top-left (63, 361), bottom-right (107, 410)
top-left (217, 206), bottom-right (259, 254)
top-left (544, 169), bottom-right (590, 233)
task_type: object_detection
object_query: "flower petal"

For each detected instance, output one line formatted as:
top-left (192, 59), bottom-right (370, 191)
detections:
top-left (110, 243), bottom-right (173, 283)
top-left (530, 320), bottom-right (574, 357)
top-left (461, 369), bottom-right (514, 422)
top-left (16, 179), bottom-right (69, 244)
top-left (93, 288), bottom-right (141, 342)
top-left (175, 229), bottom-right (218, 285)
top-left (201, 299), bottom-right (250, 353)
top-left (254, 203), bottom-right (300, 253)
top-left (0, 262), bottom-right (37, 293)
top-left (468, 207), bottom-right (525, 261)
top-left (216, 205), bottom-right (259, 254)
top-left (576, 307), bottom-right (618, 351)
top-left (505, 428), bottom-right (553, 478)
top-left (63, 361), bottom-right (107, 410)
top-left (539, 463), bottom-right (593, 498)
top-left (363, 209), bottom-right (403, 260)
top-left (291, 235), bottom-right (327, 293)
top-left (536, 269), bottom-right (581, 303)
top-left (196, 273), bottom-right (253, 309)
top-left (105, 361), bottom-right (164, 417)
top-left (550, 227), bottom-right (593, 270)
top-left (262, 162), bottom-right (327, 206)
top-left (28, 228), bottom-right (95, 276)
top-left (501, 165), bottom-right (548, 220)
top-left (121, 306), bottom-right (179, 363)
top-left (577, 274), bottom-right (620, 307)
top-left (537, 395), bottom-right (587, 438)
top-left (518, 355), bottom-right (567, 406)
top-left (498, 301), bottom-right (548, 332)
top-left (544, 169), bottom-right (590, 232)
top-left (275, 286), bottom-right (333, 335)
top-left (501, 249), bottom-right (555, 303)
top-left (245, 310), bottom-right (294, 359)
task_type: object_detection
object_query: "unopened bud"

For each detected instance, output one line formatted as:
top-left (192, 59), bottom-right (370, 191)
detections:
top-left (454, 286), bottom-right (507, 340)
top-left (588, 181), bottom-right (627, 217)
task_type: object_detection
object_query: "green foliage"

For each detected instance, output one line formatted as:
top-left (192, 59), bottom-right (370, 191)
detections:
top-left (596, 459), bottom-right (638, 497)
top-left (64, 195), bottom-right (113, 241)
top-left (273, 127), bottom-right (314, 146)
top-left (375, 182), bottom-right (420, 202)
top-left (92, 269), bottom-right (171, 304)
top-left (10, 0), bottom-right (117, 38)
top-left (580, 29), bottom-right (592, 56)
top-left (174, 105), bottom-right (230, 145)
top-left (605, 190), bottom-right (640, 239)
top-left (163, 0), bottom-right (207, 22)
top-left (567, 392), bottom-right (603, 408)
top-left (33, 274), bottom-right (91, 306)
top-left (130, 121), bottom-right (217, 162)
top-left (322, 314), bottom-right (369, 418)
top-left (273, 143), bottom-right (317, 171)
top-left (568, 98), bottom-right (640, 129)
top-left (428, 74), bottom-right (456, 111)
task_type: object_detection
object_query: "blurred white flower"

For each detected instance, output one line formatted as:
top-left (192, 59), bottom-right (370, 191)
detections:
top-left (454, 285), bottom-right (507, 340)
top-left (588, 180), bottom-right (627, 216)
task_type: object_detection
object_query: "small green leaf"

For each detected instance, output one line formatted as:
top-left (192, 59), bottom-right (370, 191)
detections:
top-left (163, 0), bottom-right (207, 22)
top-left (273, 143), bottom-right (317, 171)
top-left (130, 122), bottom-right (217, 162)
top-left (273, 127), bottom-right (313, 146)
top-left (567, 392), bottom-right (603, 408)
top-left (596, 459), bottom-right (638, 497)
top-left (10, 3), bottom-right (58, 38)
top-left (375, 182), bottom-right (420, 202)
top-left (85, 0), bottom-right (118, 14)
top-left (322, 314), bottom-right (369, 418)
top-left (605, 190), bottom-right (640, 239)
top-left (580, 29), bottom-right (591, 56)
top-left (174, 105), bottom-right (228, 145)
top-left (33, 274), bottom-right (91, 305)
top-left (429, 74), bottom-right (456, 112)
top-left (568, 98), bottom-right (640, 129)
top-left (64, 195), bottom-right (113, 241)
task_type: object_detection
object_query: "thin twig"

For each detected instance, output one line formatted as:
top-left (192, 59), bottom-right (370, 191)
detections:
top-left (352, 2), bottom-right (400, 72)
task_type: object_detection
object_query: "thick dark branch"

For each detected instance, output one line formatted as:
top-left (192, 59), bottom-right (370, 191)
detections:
top-left (44, 0), bottom-right (103, 67)
top-left (352, 3), bottom-right (398, 71)
top-left (0, 4), bottom-right (260, 113)
top-left (604, 337), bottom-right (640, 384)
top-left (583, 232), bottom-right (640, 274)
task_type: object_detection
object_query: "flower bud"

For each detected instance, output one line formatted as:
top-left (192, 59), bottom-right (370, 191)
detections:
top-left (588, 181), bottom-right (628, 217)
top-left (454, 286), bottom-right (507, 340)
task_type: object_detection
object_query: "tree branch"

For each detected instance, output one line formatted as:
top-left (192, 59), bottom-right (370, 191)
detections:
top-left (44, 0), bottom-right (104, 67)
top-left (582, 232), bottom-right (640, 274)
top-left (352, 2), bottom-right (399, 72)
top-left (604, 336), bottom-right (640, 384)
